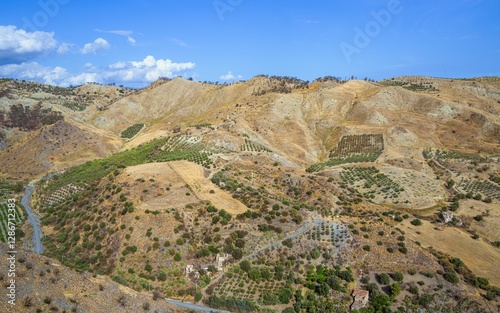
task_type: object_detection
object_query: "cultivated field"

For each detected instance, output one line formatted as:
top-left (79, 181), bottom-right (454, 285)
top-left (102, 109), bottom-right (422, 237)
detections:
top-left (122, 161), bottom-right (249, 215)
top-left (169, 161), bottom-right (249, 215)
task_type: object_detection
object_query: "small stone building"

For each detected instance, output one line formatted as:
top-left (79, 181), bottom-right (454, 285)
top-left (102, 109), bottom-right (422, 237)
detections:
top-left (440, 211), bottom-right (454, 224)
top-left (350, 289), bottom-right (369, 310)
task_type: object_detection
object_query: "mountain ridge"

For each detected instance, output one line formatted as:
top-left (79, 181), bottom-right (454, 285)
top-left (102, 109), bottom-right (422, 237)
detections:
top-left (1, 75), bottom-right (499, 312)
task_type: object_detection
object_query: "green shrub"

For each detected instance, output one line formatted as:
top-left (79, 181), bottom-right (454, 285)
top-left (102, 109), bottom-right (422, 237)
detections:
top-left (485, 290), bottom-right (497, 301)
top-left (410, 219), bottom-right (422, 226)
top-left (378, 273), bottom-right (391, 285)
top-left (409, 285), bottom-right (419, 295)
top-left (112, 276), bottom-right (129, 286)
top-left (157, 271), bottom-right (167, 281)
top-left (194, 291), bottom-right (203, 302)
top-left (443, 271), bottom-right (459, 284)
top-left (392, 272), bottom-right (404, 282)
top-left (390, 282), bottom-right (401, 297)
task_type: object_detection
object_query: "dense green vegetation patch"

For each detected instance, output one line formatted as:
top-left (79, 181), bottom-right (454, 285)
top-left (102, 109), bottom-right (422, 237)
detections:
top-left (0, 182), bottom-right (24, 197)
top-left (0, 103), bottom-right (63, 131)
top-left (211, 263), bottom-right (353, 312)
top-left (120, 123), bottom-right (145, 139)
top-left (489, 175), bottom-right (500, 185)
top-left (45, 135), bottom-right (219, 193)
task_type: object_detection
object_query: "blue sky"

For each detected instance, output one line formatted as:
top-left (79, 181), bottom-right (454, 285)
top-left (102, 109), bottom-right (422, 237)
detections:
top-left (0, 0), bottom-right (499, 87)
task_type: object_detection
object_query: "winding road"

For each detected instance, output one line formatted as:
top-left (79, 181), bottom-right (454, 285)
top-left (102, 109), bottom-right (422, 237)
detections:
top-left (21, 185), bottom-right (44, 254)
top-left (165, 299), bottom-right (230, 313)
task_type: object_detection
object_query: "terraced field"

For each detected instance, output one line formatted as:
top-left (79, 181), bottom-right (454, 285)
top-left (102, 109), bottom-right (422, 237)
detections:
top-left (457, 178), bottom-right (500, 201)
top-left (156, 135), bottom-right (223, 168)
top-left (43, 135), bottom-right (224, 193)
top-left (307, 134), bottom-right (383, 172)
top-left (340, 166), bottom-right (405, 202)
top-left (307, 152), bottom-right (381, 172)
top-left (423, 148), bottom-right (489, 162)
top-left (240, 139), bottom-right (271, 153)
top-left (0, 202), bottom-right (25, 242)
top-left (40, 183), bottom-right (86, 206)
top-left (214, 268), bottom-right (287, 302)
top-left (329, 134), bottom-right (384, 158)
top-left (304, 219), bottom-right (351, 249)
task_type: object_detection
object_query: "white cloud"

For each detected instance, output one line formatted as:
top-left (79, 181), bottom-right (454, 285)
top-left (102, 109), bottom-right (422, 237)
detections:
top-left (95, 29), bottom-right (137, 45)
top-left (0, 55), bottom-right (195, 87)
top-left (0, 62), bottom-right (68, 85)
top-left (108, 55), bottom-right (195, 82)
top-left (220, 71), bottom-right (242, 81)
top-left (127, 36), bottom-right (136, 45)
top-left (0, 25), bottom-right (58, 64)
top-left (81, 38), bottom-right (110, 54)
top-left (57, 42), bottom-right (75, 54)
top-left (63, 72), bottom-right (99, 86)
top-left (109, 61), bottom-right (127, 70)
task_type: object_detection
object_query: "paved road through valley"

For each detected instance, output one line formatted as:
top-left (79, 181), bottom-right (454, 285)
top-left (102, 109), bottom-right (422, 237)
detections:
top-left (166, 299), bottom-right (230, 313)
top-left (21, 185), bottom-right (44, 254)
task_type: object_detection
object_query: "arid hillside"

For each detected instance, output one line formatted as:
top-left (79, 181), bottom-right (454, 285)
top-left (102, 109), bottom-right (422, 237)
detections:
top-left (0, 119), bottom-right (120, 180)
top-left (93, 76), bottom-right (499, 166)
top-left (0, 79), bottom-right (132, 180)
top-left (1, 76), bottom-right (500, 312)
top-left (0, 243), bottom-right (186, 313)
top-left (1, 76), bottom-right (499, 181)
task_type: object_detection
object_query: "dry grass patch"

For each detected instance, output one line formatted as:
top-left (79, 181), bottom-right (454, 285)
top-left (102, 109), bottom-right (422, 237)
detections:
top-left (169, 160), bottom-right (249, 215)
top-left (401, 219), bottom-right (500, 286)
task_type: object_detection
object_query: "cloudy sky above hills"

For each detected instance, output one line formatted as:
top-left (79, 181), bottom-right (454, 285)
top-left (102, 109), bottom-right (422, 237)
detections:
top-left (0, 0), bottom-right (499, 87)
